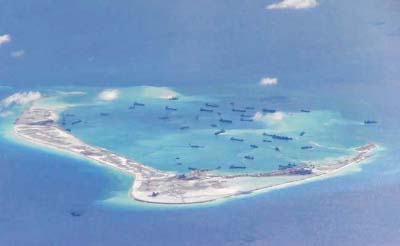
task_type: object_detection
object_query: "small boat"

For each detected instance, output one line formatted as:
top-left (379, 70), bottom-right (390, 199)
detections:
top-left (210, 124), bottom-right (218, 128)
top-left (240, 114), bottom-right (253, 118)
top-left (151, 192), bottom-right (159, 197)
top-left (263, 139), bottom-right (272, 143)
top-left (240, 118), bottom-right (253, 122)
top-left (205, 103), bottom-right (219, 108)
top-left (299, 131), bottom-right (306, 136)
top-left (262, 108), bottom-right (276, 113)
top-left (250, 144), bottom-right (258, 148)
top-left (214, 129), bottom-right (226, 136)
top-left (100, 112), bottom-right (110, 116)
top-left (180, 126), bottom-right (190, 130)
top-left (301, 146), bottom-right (313, 150)
top-left (229, 165), bottom-right (246, 169)
top-left (230, 137), bottom-right (244, 142)
top-left (275, 147), bottom-right (280, 152)
top-left (188, 167), bottom-right (198, 171)
top-left (200, 108), bottom-right (213, 113)
top-left (158, 116), bottom-right (170, 120)
top-left (66, 128), bottom-right (71, 132)
top-left (364, 120), bottom-right (378, 125)
top-left (165, 106), bottom-right (178, 111)
top-left (300, 109), bottom-right (310, 113)
top-left (219, 118), bottom-right (233, 124)
top-left (168, 96), bottom-right (179, 101)
top-left (244, 155), bottom-right (254, 160)
top-left (245, 106), bottom-right (255, 110)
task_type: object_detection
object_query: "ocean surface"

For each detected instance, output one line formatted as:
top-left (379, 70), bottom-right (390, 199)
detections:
top-left (1, 0), bottom-right (400, 245)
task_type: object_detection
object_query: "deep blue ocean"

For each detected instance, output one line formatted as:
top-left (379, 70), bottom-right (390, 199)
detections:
top-left (1, 0), bottom-right (400, 245)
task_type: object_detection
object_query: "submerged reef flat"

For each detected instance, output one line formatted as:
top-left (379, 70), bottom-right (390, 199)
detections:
top-left (14, 107), bottom-right (378, 205)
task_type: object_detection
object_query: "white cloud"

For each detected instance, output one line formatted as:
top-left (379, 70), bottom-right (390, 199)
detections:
top-left (11, 50), bottom-right (24, 58)
top-left (268, 111), bottom-right (285, 121)
top-left (266, 0), bottom-right (318, 10)
top-left (1, 91), bottom-right (42, 108)
top-left (0, 34), bottom-right (11, 46)
top-left (140, 86), bottom-right (180, 99)
top-left (98, 89), bottom-right (120, 101)
top-left (253, 111), bottom-right (285, 122)
top-left (260, 77), bottom-right (278, 86)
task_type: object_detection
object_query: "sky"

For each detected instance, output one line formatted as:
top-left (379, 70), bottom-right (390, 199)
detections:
top-left (0, 0), bottom-right (399, 88)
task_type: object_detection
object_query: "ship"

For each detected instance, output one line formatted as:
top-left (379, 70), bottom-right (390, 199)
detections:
top-left (230, 137), bottom-right (244, 142)
top-left (71, 120), bottom-right (82, 125)
top-left (205, 103), bottom-right (218, 108)
top-left (232, 108), bottom-right (246, 113)
top-left (70, 211), bottom-right (83, 217)
top-left (200, 108), bottom-right (213, 113)
top-left (292, 168), bottom-right (312, 175)
top-left (364, 120), bottom-right (378, 124)
top-left (244, 155), bottom-right (254, 160)
top-left (262, 108), bottom-right (276, 113)
top-left (278, 163), bottom-right (297, 170)
top-left (189, 144), bottom-right (204, 148)
top-left (180, 126), bottom-right (190, 130)
top-left (263, 133), bottom-right (293, 141)
top-left (214, 129), bottom-right (226, 136)
top-left (134, 102), bottom-right (145, 106)
top-left (229, 165), bottom-right (246, 169)
top-left (219, 118), bottom-right (233, 124)
top-left (301, 146), bottom-right (313, 150)
top-left (165, 106), bottom-right (178, 111)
